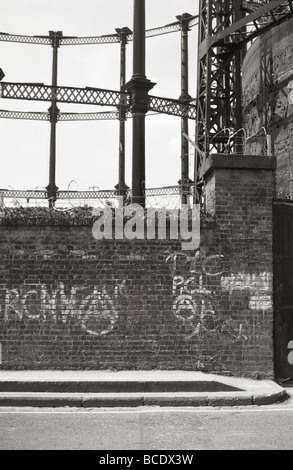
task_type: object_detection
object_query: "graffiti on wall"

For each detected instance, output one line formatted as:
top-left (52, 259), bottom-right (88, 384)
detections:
top-left (1, 281), bottom-right (126, 337)
top-left (1, 247), bottom-right (273, 343)
top-left (171, 273), bottom-right (220, 340)
top-left (166, 251), bottom-right (225, 277)
top-left (167, 251), bottom-right (244, 341)
top-left (221, 272), bottom-right (273, 311)
top-left (166, 251), bottom-right (273, 342)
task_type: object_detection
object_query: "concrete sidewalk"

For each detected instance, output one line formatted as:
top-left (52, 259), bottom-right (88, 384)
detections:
top-left (0, 370), bottom-right (288, 408)
top-left (0, 370), bottom-right (287, 408)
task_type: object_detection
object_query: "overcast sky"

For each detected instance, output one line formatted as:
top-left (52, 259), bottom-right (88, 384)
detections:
top-left (0, 0), bottom-right (199, 196)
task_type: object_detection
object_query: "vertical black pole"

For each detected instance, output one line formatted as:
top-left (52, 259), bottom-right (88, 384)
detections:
top-left (115, 27), bottom-right (132, 202)
top-left (125, 0), bottom-right (155, 207)
top-left (133, 0), bottom-right (145, 79)
top-left (47, 31), bottom-right (62, 207)
top-left (177, 13), bottom-right (193, 205)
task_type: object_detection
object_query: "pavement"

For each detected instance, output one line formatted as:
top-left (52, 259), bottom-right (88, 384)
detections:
top-left (0, 370), bottom-right (290, 408)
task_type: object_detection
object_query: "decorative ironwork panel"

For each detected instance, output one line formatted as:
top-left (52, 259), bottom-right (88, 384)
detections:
top-left (0, 189), bottom-right (48, 199)
top-left (0, 83), bottom-right (196, 119)
top-left (0, 16), bottom-right (198, 47)
top-left (0, 109), bottom-right (50, 120)
top-left (145, 186), bottom-right (180, 196)
top-left (1, 82), bottom-right (128, 107)
top-left (0, 186), bottom-right (182, 201)
top-left (149, 95), bottom-right (196, 120)
top-left (58, 190), bottom-right (117, 199)
top-left (58, 111), bottom-right (121, 121)
top-left (59, 34), bottom-right (120, 46)
top-left (0, 33), bottom-right (51, 45)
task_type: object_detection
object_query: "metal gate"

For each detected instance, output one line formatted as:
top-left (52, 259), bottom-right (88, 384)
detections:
top-left (273, 201), bottom-right (293, 380)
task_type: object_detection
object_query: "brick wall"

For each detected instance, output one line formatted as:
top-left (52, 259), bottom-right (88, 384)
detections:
top-left (0, 155), bottom-right (276, 377)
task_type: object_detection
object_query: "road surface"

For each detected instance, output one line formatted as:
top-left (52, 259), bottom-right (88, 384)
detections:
top-left (1, 391), bottom-right (293, 450)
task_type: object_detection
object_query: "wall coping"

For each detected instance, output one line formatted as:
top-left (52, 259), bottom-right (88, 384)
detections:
top-left (203, 154), bottom-right (277, 179)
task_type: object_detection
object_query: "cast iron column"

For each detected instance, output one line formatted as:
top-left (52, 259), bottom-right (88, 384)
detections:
top-left (125, 0), bottom-right (155, 207)
top-left (47, 31), bottom-right (62, 207)
top-left (115, 27), bottom-right (132, 202)
top-left (177, 13), bottom-right (193, 205)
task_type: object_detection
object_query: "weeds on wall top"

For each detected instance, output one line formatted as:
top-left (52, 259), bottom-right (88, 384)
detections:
top-left (0, 205), bottom-right (215, 227)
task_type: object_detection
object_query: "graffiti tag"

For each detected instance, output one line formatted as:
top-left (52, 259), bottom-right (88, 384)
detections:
top-left (2, 282), bottom-right (125, 337)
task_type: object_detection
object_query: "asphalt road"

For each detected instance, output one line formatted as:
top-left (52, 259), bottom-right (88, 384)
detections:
top-left (1, 391), bottom-right (293, 451)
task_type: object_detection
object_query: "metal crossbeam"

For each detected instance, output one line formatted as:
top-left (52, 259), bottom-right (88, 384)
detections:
top-left (0, 189), bottom-right (48, 199)
top-left (0, 83), bottom-right (196, 119)
top-left (0, 109), bottom-right (50, 120)
top-left (0, 82), bottom-right (127, 107)
top-left (0, 109), bottom-right (160, 122)
top-left (59, 34), bottom-right (120, 46)
top-left (58, 111), bottom-right (122, 121)
top-left (58, 111), bottom-right (158, 121)
top-left (0, 16), bottom-right (198, 46)
top-left (58, 190), bottom-right (117, 199)
top-left (149, 95), bottom-right (196, 120)
top-left (144, 21), bottom-right (181, 39)
top-left (0, 186), bottom-right (181, 201)
top-left (0, 32), bottom-right (51, 45)
top-left (145, 186), bottom-right (180, 196)
top-left (0, 189), bottom-right (117, 200)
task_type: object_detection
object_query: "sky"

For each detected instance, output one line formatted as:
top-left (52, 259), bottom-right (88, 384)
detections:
top-left (0, 0), bottom-right (199, 197)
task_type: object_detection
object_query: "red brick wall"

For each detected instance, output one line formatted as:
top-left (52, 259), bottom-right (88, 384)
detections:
top-left (0, 156), bottom-right (276, 378)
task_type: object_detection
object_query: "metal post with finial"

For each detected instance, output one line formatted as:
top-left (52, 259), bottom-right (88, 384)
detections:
top-left (125, 0), bottom-right (155, 207)
top-left (46, 31), bottom-right (62, 208)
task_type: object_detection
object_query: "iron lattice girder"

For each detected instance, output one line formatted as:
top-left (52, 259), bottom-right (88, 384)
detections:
top-left (58, 110), bottom-right (157, 121)
top-left (0, 189), bottom-right (117, 200)
top-left (0, 16), bottom-right (198, 46)
top-left (0, 109), bottom-right (161, 121)
top-left (0, 189), bottom-right (48, 199)
top-left (58, 111), bottom-right (124, 121)
top-left (0, 109), bottom-right (50, 121)
top-left (0, 33), bottom-right (52, 45)
top-left (0, 82), bottom-right (125, 107)
top-left (0, 110), bottom-right (121, 121)
top-left (0, 82), bottom-right (196, 120)
top-left (0, 186), bottom-right (180, 200)
top-left (0, 32), bottom-right (120, 46)
top-left (148, 95), bottom-right (196, 120)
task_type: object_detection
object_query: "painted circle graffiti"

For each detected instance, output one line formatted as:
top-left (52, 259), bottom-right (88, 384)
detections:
top-left (80, 287), bottom-right (119, 336)
top-left (202, 255), bottom-right (225, 277)
top-left (173, 294), bottom-right (196, 322)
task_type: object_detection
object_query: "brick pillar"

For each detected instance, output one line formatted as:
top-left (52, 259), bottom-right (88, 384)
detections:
top-left (203, 154), bottom-right (277, 378)
top-left (203, 154), bottom-right (276, 238)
